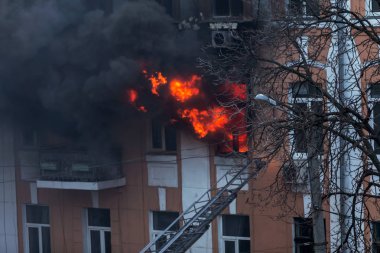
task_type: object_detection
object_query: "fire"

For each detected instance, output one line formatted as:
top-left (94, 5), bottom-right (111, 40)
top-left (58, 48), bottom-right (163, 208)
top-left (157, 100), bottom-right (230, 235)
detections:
top-left (169, 75), bottom-right (201, 102)
top-left (126, 89), bottom-right (147, 112)
top-left (180, 107), bottom-right (229, 138)
top-left (144, 71), bottom-right (167, 95)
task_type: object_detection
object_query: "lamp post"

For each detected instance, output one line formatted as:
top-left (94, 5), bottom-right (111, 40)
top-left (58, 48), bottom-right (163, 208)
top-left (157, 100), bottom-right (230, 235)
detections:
top-left (254, 93), bottom-right (327, 253)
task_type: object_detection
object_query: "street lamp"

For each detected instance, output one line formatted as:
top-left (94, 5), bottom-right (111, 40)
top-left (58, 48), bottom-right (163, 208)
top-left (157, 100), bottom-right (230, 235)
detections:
top-left (253, 93), bottom-right (327, 253)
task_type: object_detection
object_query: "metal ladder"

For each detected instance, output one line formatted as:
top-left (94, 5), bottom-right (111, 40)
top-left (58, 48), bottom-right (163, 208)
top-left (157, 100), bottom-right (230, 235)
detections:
top-left (139, 159), bottom-right (266, 253)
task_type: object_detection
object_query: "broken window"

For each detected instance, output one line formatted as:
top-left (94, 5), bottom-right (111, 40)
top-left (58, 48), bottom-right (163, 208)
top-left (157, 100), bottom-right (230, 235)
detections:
top-left (214, 0), bottom-right (243, 17)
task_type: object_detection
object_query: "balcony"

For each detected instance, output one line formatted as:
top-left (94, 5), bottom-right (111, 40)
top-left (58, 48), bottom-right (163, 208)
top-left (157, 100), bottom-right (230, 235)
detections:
top-left (36, 150), bottom-right (126, 190)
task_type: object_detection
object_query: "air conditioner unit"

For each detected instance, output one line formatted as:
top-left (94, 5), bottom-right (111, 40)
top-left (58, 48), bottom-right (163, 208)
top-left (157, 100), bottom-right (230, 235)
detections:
top-left (211, 30), bottom-right (234, 48)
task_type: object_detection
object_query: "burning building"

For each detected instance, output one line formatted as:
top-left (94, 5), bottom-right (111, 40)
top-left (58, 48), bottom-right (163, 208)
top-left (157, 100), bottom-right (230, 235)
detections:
top-left (0, 0), bottom-right (323, 253)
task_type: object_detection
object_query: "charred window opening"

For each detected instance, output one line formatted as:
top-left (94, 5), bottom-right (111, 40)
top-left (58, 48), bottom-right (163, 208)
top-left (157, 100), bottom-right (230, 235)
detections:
top-left (151, 120), bottom-right (177, 152)
top-left (83, 0), bottom-right (113, 15)
top-left (294, 217), bottom-right (313, 253)
top-left (217, 132), bottom-right (248, 155)
top-left (291, 82), bottom-right (323, 154)
top-left (288, 0), bottom-right (320, 17)
top-left (214, 0), bottom-right (243, 17)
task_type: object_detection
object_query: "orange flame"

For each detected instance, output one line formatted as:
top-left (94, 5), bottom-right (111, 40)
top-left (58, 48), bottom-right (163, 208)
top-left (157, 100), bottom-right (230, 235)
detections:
top-left (126, 89), bottom-right (147, 112)
top-left (180, 107), bottom-right (229, 138)
top-left (170, 75), bottom-right (200, 102)
top-left (145, 71), bottom-right (167, 95)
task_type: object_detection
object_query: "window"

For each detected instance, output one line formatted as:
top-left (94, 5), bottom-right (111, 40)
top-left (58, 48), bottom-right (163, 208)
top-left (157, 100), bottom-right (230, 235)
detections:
top-left (290, 82), bottom-right (323, 154)
top-left (288, 0), bottom-right (320, 17)
top-left (221, 215), bottom-right (250, 253)
top-left (372, 221), bottom-right (380, 252)
top-left (294, 217), bottom-right (314, 253)
top-left (214, 0), bottom-right (243, 17)
top-left (151, 211), bottom-right (179, 250)
top-left (371, 0), bottom-right (380, 13)
top-left (370, 85), bottom-right (380, 154)
top-left (87, 208), bottom-right (111, 253)
top-left (25, 205), bottom-right (51, 253)
top-left (151, 120), bottom-right (177, 152)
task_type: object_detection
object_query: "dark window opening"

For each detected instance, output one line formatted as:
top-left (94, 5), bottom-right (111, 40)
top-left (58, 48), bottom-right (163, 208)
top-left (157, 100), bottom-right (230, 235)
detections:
top-left (214, 0), bottom-right (243, 17)
top-left (26, 205), bottom-right (51, 253)
top-left (372, 221), bottom-right (380, 252)
top-left (374, 103), bottom-right (380, 154)
top-left (153, 211), bottom-right (180, 231)
top-left (151, 120), bottom-right (177, 151)
top-left (26, 205), bottom-right (50, 224)
top-left (88, 208), bottom-right (110, 227)
top-left (372, 0), bottom-right (380, 12)
top-left (222, 215), bottom-right (250, 237)
top-left (294, 217), bottom-right (314, 253)
top-left (288, 0), bottom-right (320, 16)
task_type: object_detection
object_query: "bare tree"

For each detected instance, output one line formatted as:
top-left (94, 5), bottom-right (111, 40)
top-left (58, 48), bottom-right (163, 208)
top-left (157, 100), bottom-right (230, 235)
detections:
top-left (200, 0), bottom-right (380, 252)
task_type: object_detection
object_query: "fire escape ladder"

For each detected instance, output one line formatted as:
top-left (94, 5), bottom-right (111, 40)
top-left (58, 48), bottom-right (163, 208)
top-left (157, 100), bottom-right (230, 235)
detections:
top-left (139, 159), bottom-right (266, 253)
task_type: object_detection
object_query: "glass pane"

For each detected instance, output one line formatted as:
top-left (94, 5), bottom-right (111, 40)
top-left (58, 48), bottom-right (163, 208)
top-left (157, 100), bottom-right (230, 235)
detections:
top-left (311, 101), bottom-right (324, 154)
top-left (26, 205), bottom-right (50, 224)
top-left (373, 0), bottom-right (380, 12)
top-left (230, 0), bottom-right (243, 16)
top-left (152, 120), bottom-right (163, 149)
top-left (224, 240), bottom-right (236, 253)
top-left (42, 227), bottom-right (51, 253)
top-left (155, 236), bottom-right (168, 251)
top-left (105, 231), bottom-right (111, 253)
top-left (222, 215), bottom-right (250, 237)
top-left (153, 211), bottom-right (179, 231)
top-left (292, 82), bottom-right (322, 98)
top-left (88, 208), bottom-right (110, 227)
top-left (374, 103), bottom-right (380, 154)
top-left (90, 230), bottom-right (101, 253)
top-left (28, 227), bottom-right (39, 253)
top-left (214, 0), bottom-right (230, 16)
top-left (294, 218), bottom-right (313, 238)
top-left (239, 240), bottom-right (251, 253)
top-left (164, 125), bottom-right (177, 151)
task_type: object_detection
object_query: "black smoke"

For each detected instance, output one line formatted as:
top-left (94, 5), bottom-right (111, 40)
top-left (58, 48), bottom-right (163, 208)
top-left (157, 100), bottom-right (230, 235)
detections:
top-left (0, 0), bottom-right (201, 141)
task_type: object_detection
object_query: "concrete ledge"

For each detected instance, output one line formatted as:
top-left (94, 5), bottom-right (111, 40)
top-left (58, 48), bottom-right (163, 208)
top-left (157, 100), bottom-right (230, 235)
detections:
top-left (36, 177), bottom-right (126, 190)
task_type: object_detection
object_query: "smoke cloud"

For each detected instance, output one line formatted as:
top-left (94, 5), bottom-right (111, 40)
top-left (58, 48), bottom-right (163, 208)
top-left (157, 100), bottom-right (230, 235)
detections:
top-left (0, 0), bottom-right (201, 141)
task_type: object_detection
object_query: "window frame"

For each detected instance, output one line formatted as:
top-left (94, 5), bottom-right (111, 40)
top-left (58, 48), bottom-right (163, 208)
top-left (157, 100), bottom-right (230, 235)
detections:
top-left (368, 83), bottom-right (380, 155)
top-left (149, 120), bottom-right (177, 153)
top-left (286, 0), bottom-right (320, 18)
top-left (366, 0), bottom-right (380, 17)
top-left (149, 211), bottom-right (180, 251)
top-left (293, 217), bottom-right (314, 253)
top-left (85, 208), bottom-right (111, 253)
top-left (219, 214), bottom-right (251, 253)
top-left (24, 204), bottom-right (51, 253)
top-left (289, 81), bottom-right (324, 159)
